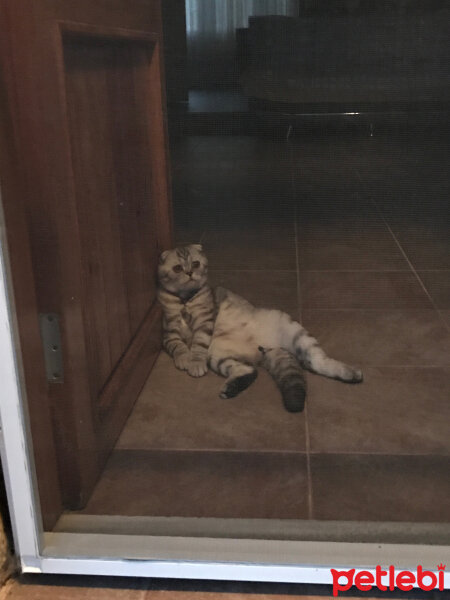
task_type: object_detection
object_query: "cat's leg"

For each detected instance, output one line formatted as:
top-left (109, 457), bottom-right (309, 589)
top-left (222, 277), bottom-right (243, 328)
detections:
top-left (185, 307), bottom-right (214, 378)
top-left (163, 329), bottom-right (191, 372)
top-left (259, 346), bottom-right (307, 412)
top-left (278, 314), bottom-right (363, 383)
top-left (209, 353), bottom-right (258, 399)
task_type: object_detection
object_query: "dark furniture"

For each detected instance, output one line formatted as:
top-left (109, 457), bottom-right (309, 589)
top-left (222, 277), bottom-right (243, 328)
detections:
top-left (240, 6), bottom-right (450, 115)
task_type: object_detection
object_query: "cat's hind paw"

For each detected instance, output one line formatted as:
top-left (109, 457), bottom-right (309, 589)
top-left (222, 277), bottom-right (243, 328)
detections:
top-left (282, 385), bottom-right (306, 413)
top-left (220, 370), bottom-right (258, 398)
top-left (351, 369), bottom-right (363, 384)
top-left (343, 367), bottom-right (363, 384)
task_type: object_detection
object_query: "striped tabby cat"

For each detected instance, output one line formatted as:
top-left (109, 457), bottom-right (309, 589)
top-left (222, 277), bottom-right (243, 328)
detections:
top-left (157, 244), bottom-right (363, 412)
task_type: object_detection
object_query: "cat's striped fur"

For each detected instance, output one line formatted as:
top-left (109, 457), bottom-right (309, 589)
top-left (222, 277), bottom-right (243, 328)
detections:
top-left (158, 245), bottom-right (363, 412)
top-left (259, 346), bottom-right (307, 413)
top-left (157, 245), bottom-right (214, 377)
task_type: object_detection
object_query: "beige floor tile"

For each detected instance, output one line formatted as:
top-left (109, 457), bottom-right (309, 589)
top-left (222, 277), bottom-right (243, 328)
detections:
top-left (297, 226), bottom-right (409, 271)
top-left (204, 226), bottom-right (296, 271)
top-left (300, 271), bottom-right (432, 309)
top-left (307, 367), bottom-right (450, 455)
top-left (80, 450), bottom-right (308, 519)
top-left (117, 353), bottom-right (306, 452)
top-left (418, 271), bottom-right (450, 308)
top-left (311, 454), bottom-right (450, 522)
top-left (396, 230), bottom-right (450, 270)
top-left (302, 309), bottom-right (450, 367)
top-left (440, 310), bottom-right (450, 329)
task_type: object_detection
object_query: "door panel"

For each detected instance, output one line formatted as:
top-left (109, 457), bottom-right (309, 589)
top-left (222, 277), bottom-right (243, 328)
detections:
top-left (63, 33), bottom-right (160, 399)
top-left (0, 0), bottom-right (172, 515)
top-left (0, 82), bottom-right (63, 531)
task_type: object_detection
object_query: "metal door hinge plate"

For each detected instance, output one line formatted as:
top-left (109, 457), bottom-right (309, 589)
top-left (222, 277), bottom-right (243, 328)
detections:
top-left (39, 313), bottom-right (64, 383)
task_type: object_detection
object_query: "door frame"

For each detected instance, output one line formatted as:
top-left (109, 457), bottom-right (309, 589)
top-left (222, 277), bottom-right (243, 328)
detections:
top-left (1, 232), bottom-right (450, 585)
top-left (0, 0), bottom-right (174, 513)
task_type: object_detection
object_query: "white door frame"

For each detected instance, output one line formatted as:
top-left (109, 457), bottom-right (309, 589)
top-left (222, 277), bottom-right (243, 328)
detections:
top-left (1, 202), bottom-right (449, 587)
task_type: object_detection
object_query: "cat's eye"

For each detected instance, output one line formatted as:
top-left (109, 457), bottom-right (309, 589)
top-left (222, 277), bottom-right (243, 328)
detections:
top-left (172, 264), bottom-right (183, 273)
top-left (192, 261), bottom-right (200, 269)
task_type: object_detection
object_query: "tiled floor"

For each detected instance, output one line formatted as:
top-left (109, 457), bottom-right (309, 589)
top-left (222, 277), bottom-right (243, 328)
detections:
top-left (4, 577), bottom-right (437, 600)
top-left (78, 129), bottom-right (450, 523)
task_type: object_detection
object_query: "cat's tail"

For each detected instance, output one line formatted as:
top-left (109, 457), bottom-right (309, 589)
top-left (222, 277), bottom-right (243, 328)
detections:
top-left (259, 346), bottom-right (306, 413)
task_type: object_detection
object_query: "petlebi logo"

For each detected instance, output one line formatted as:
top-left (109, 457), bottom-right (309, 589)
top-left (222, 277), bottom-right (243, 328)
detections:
top-left (331, 564), bottom-right (446, 596)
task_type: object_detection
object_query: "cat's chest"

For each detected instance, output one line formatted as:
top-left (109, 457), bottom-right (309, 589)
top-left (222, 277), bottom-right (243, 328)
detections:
top-left (177, 304), bottom-right (194, 339)
top-left (179, 305), bottom-right (192, 327)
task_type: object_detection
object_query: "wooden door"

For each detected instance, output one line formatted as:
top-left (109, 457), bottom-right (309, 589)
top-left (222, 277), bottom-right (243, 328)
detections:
top-left (0, 0), bottom-right (172, 522)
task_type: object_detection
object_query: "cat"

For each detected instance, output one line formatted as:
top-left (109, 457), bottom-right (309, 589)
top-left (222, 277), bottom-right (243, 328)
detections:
top-left (157, 244), bottom-right (363, 412)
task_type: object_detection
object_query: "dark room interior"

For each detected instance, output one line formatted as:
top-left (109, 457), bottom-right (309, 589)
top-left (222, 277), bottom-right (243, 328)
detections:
top-left (57, 0), bottom-right (450, 526)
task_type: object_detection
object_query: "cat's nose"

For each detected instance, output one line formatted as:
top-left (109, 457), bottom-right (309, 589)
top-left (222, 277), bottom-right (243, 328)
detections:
top-left (186, 271), bottom-right (193, 277)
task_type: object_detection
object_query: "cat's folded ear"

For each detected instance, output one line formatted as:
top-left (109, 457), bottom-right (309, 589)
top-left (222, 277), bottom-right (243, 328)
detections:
top-left (189, 243), bottom-right (203, 253)
top-left (159, 249), bottom-right (171, 263)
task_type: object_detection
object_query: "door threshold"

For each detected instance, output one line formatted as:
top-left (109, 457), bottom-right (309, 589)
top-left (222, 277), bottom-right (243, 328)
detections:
top-left (54, 513), bottom-right (450, 545)
top-left (32, 527), bottom-right (450, 583)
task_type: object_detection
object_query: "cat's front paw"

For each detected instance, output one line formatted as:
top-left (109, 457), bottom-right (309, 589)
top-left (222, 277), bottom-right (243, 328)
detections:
top-left (186, 357), bottom-right (208, 378)
top-left (174, 351), bottom-right (191, 372)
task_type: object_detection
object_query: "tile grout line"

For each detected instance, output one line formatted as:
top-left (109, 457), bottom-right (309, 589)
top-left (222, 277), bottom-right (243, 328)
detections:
top-left (307, 450), bottom-right (450, 457)
top-left (372, 202), bottom-right (450, 334)
top-left (289, 139), bottom-right (314, 520)
top-left (91, 447), bottom-right (450, 459)
top-left (351, 163), bottom-right (450, 335)
top-left (115, 444), bottom-right (450, 455)
top-left (301, 307), bottom-right (444, 311)
top-left (297, 269), bottom-right (446, 273)
top-left (295, 211), bottom-right (314, 518)
top-left (294, 218), bottom-right (302, 317)
top-left (304, 402), bottom-right (314, 520)
top-left (115, 447), bottom-right (309, 455)
top-left (208, 269), bottom-right (298, 273)
top-left (290, 137), bottom-right (302, 317)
